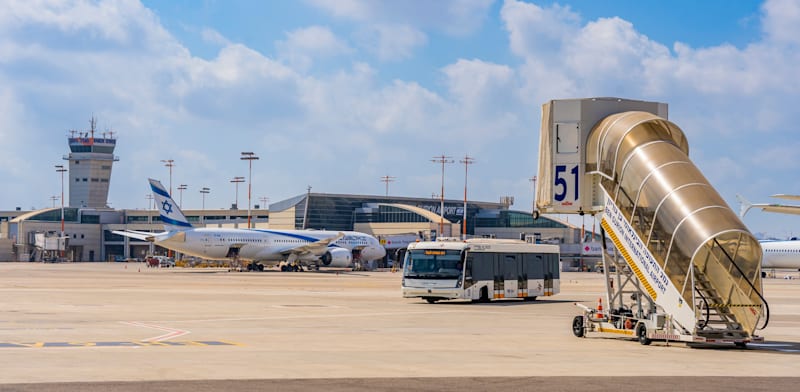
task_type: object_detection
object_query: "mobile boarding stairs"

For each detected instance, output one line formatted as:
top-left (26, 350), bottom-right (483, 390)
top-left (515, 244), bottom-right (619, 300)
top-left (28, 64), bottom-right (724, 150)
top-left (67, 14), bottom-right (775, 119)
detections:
top-left (536, 98), bottom-right (769, 347)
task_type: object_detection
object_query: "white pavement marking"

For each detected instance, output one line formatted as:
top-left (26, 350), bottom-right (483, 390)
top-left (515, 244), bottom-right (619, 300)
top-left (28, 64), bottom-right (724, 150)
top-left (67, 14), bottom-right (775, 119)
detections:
top-left (121, 321), bottom-right (191, 342)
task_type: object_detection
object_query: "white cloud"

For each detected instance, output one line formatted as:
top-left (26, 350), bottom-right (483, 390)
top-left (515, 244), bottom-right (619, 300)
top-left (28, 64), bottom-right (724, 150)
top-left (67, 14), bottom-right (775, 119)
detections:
top-left (354, 23), bottom-right (427, 61)
top-left (761, 0), bottom-right (800, 45)
top-left (498, 0), bottom-right (800, 236)
top-left (441, 59), bottom-right (522, 138)
top-left (565, 17), bottom-right (670, 85)
top-left (283, 26), bottom-right (351, 56)
top-left (276, 25), bottom-right (351, 71)
top-left (2, 0), bottom-right (800, 238)
top-left (500, 0), bottom-right (580, 59)
top-left (201, 28), bottom-right (231, 46)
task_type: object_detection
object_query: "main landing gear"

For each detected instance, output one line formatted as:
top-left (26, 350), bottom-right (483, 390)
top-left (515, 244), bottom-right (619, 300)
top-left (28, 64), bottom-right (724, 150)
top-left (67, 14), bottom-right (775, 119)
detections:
top-left (279, 263), bottom-right (304, 272)
top-left (246, 262), bottom-right (265, 271)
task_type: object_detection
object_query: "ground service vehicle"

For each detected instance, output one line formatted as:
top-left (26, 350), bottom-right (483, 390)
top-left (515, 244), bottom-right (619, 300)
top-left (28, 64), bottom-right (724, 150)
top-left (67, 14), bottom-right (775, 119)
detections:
top-left (402, 238), bottom-right (560, 303)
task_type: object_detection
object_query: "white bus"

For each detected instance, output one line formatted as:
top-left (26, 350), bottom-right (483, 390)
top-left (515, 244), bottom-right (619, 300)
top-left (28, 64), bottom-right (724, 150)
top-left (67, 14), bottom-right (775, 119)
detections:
top-left (401, 238), bottom-right (560, 303)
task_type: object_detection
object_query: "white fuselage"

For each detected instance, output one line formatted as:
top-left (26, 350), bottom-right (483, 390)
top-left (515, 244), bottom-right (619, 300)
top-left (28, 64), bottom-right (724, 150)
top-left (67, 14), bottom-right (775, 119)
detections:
top-left (761, 240), bottom-right (800, 270)
top-left (157, 228), bottom-right (385, 264)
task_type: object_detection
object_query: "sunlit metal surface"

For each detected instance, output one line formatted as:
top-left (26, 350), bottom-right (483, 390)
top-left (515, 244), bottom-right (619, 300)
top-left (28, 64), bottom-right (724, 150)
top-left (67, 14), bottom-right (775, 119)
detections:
top-left (587, 111), bottom-right (765, 335)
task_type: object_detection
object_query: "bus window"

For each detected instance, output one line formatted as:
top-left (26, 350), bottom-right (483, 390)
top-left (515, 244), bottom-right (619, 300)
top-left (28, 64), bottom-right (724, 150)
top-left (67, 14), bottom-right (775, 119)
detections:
top-left (521, 253), bottom-right (540, 279)
top-left (404, 249), bottom-right (463, 279)
top-left (503, 254), bottom-right (518, 280)
top-left (471, 253), bottom-right (494, 281)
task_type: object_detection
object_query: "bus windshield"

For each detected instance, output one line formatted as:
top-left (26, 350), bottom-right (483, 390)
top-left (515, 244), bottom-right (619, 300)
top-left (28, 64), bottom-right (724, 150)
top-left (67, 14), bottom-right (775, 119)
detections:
top-left (404, 249), bottom-right (463, 279)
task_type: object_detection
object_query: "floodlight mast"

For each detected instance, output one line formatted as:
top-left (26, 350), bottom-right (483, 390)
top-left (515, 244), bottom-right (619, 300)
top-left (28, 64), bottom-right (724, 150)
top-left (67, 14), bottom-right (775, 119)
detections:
top-left (460, 155), bottom-right (475, 239)
top-left (240, 152), bottom-right (259, 229)
top-left (431, 155), bottom-right (454, 236)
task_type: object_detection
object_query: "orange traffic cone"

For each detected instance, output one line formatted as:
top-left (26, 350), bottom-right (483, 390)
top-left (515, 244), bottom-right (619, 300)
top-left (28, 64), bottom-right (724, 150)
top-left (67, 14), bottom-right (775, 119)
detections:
top-left (596, 297), bottom-right (604, 319)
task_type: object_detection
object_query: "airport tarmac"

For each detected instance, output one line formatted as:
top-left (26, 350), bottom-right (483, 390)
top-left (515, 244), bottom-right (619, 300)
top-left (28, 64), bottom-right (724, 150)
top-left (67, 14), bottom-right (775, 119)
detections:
top-left (0, 263), bottom-right (799, 390)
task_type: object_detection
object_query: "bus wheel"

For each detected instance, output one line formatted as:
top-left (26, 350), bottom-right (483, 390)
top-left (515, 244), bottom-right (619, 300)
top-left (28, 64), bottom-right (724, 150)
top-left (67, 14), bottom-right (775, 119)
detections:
top-left (425, 298), bottom-right (438, 304)
top-left (479, 287), bottom-right (490, 303)
top-left (637, 324), bottom-right (652, 345)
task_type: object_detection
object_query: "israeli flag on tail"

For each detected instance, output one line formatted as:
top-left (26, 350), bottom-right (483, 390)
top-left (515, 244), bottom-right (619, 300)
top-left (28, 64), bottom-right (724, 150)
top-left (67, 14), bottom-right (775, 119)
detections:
top-left (149, 178), bottom-right (193, 231)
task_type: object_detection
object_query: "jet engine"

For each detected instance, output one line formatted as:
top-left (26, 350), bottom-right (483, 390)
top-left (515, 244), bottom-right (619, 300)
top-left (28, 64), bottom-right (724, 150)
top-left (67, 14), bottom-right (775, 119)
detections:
top-left (320, 248), bottom-right (352, 267)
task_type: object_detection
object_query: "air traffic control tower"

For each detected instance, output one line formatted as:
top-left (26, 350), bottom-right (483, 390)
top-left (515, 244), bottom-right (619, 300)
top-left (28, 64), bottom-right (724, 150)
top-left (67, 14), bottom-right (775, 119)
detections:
top-left (63, 117), bottom-right (119, 208)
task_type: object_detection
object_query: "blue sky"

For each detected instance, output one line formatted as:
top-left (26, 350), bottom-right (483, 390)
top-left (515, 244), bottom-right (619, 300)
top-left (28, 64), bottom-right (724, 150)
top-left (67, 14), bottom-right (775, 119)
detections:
top-left (1, 0), bottom-right (799, 238)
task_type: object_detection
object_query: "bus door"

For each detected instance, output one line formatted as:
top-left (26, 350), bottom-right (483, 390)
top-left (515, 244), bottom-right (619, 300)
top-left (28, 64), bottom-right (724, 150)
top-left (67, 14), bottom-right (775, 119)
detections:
top-left (503, 254), bottom-right (521, 299)
top-left (544, 254), bottom-right (558, 296)
top-left (517, 253), bottom-right (529, 298)
top-left (524, 253), bottom-right (545, 296)
top-left (493, 254), bottom-right (504, 299)
top-left (462, 253), bottom-right (474, 289)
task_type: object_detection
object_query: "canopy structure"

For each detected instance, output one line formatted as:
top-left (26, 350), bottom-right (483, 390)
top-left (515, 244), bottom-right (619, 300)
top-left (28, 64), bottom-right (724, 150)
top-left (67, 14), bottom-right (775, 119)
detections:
top-left (587, 111), bottom-right (765, 336)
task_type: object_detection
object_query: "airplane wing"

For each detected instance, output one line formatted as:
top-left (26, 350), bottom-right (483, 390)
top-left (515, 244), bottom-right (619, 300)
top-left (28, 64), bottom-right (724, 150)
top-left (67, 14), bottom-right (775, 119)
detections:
top-left (751, 205), bottom-right (800, 215)
top-left (112, 230), bottom-right (157, 242)
top-left (280, 232), bottom-right (345, 257)
top-left (772, 194), bottom-right (800, 201)
top-left (737, 194), bottom-right (800, 217)
top-left (112, 230), bottom-right (186, 243)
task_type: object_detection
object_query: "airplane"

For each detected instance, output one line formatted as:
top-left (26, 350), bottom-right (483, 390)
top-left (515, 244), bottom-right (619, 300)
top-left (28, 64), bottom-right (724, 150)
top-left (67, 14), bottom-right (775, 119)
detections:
top-left (737, 194), bottom-right (800, 217)
top-left (761, 239), bottom-right (800, 272)
top-left (737, 194), bottom-right (800, 272)
top-left (113, 179), bottom-right (386, 271)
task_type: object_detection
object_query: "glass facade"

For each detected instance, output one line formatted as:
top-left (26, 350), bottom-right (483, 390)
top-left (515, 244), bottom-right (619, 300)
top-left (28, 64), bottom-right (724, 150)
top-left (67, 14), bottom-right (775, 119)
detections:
top-left (81, 214), bottom-right (100, 224)
top-left (127, 216), bottom-right (149, 223)
top-left (278, 194), bottom-right (502, 233)
top-left (28, 208), bottom-right (79, 222)
top-left (356, 205), bottom-right (430, 224)
top-left (474, 210), bottom-right (568, 229)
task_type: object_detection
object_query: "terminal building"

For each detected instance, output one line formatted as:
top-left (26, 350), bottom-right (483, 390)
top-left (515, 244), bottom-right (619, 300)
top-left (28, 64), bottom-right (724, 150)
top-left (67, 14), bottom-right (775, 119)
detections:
top-left (0, 120), bottom-right (601, 270)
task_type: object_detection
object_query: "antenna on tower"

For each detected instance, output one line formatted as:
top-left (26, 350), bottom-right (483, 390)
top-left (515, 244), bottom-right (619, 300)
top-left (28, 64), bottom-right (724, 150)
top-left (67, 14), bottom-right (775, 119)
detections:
top-left (89, 115), bottom-right (97, 139)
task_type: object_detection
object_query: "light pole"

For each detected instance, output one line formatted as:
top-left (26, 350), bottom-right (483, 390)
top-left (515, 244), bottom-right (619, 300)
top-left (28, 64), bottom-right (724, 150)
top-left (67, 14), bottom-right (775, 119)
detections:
top-left (259, 196), bottom-right (269, 210)
top-left (431, 155), bottom-right (454, 236)
top-left (50, 195), bottom-right (59, 208)
top-left (240, 152), bottom-right (259, 229)
top-left (529, 175), bottom-right (539, 220)
top-left (55, 165), bottom-right (67, 259)
top-left (230, 176), bottom-right (245, 210)
top-left (460, 155), bottom-right (475, 239)
top-left (146, 194), bottom-right (153, 210)
top-left (161, 159), bottom-right (175, 195)
top-left (380, 175), bottom-right (396, 197)
top-left (200, 187), bottom-right (210, 225)
top-left (177, 184), bottom-right (187, 207)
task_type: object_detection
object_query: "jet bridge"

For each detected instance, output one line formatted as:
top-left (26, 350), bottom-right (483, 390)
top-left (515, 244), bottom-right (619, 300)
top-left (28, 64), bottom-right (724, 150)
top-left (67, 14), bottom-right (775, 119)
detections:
top-left (537, 98), bottom-right (768, 346)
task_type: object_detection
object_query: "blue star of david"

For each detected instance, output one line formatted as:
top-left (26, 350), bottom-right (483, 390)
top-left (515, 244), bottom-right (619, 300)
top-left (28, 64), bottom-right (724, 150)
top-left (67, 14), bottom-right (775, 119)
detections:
top-left (161, 200), bottom-right (173, 214)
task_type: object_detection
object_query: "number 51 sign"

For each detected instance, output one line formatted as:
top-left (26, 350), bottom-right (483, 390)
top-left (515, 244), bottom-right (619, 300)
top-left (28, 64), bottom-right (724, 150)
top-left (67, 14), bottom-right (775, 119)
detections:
top-left (551, 122), bottom-right (582, 212)
top-left (554, 164), bottom-right (579, 205)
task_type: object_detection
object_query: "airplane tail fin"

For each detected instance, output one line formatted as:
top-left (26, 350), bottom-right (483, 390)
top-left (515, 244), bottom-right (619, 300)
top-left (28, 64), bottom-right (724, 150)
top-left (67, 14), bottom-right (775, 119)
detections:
top-left (736, 194), bottom-right (753, 218)
top-left (149, 178), bottom-right (193, 231)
